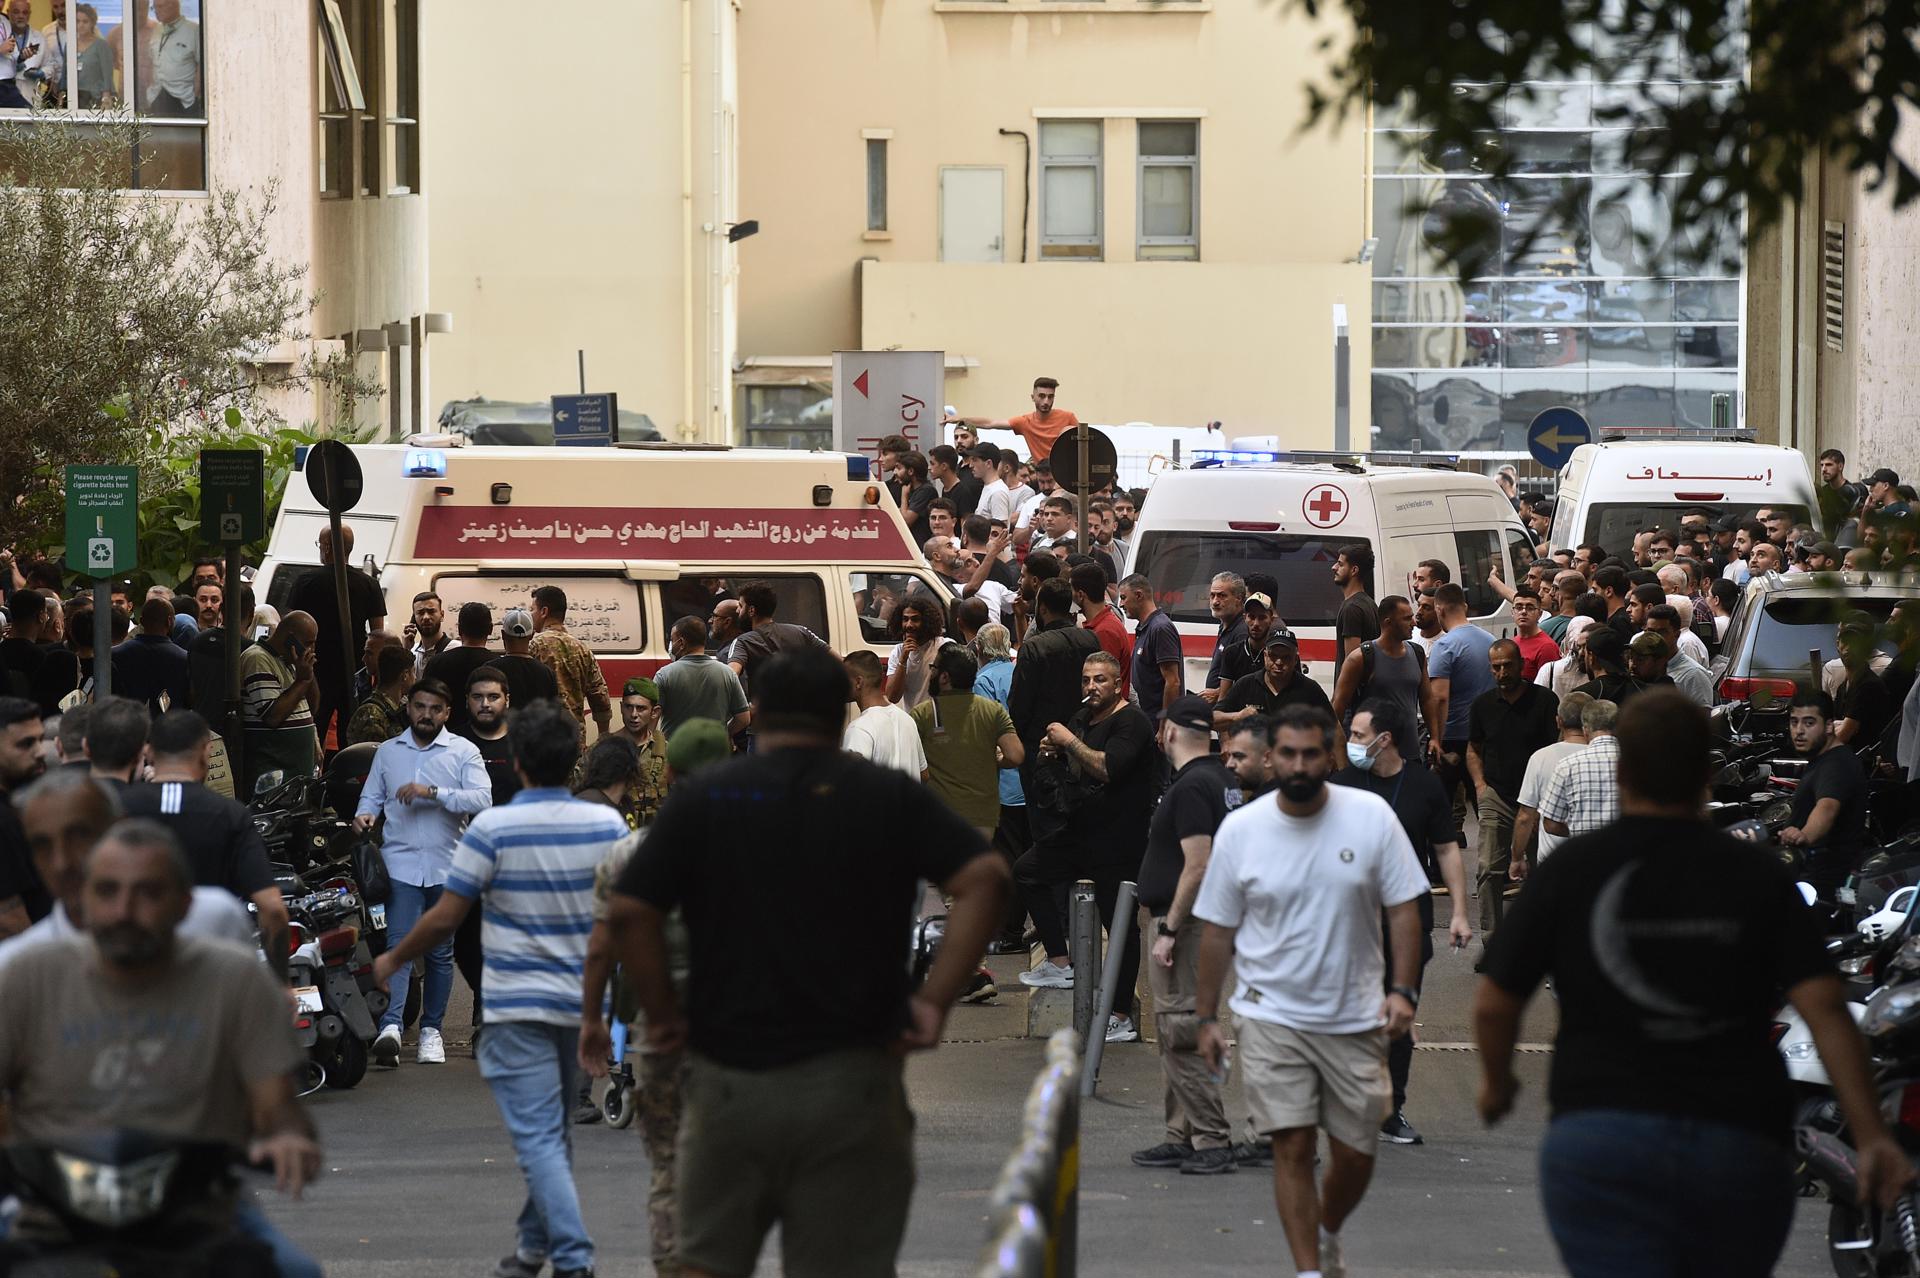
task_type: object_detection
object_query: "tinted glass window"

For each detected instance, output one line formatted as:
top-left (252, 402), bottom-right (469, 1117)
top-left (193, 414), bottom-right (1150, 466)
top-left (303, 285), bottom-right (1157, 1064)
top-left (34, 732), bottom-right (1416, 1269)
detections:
top-left (1747, 596), bottom-right (1899, 674)
top-left (1455, 529), bottom-right (1504, 616)
top-left (1132, 531), bottom-right (1369, 627)
top-left (662, 574), bottom-right (829, 643)
top-left (1585, 502), bottom-right (1809, 558)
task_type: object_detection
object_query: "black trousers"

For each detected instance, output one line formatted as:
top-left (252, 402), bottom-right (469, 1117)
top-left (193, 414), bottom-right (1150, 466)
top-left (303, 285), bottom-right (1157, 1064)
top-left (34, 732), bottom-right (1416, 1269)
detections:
top-left (1382, 894), bottom-right (1436, 1113)
top-left (993, 804), bottom-right (1032, 941)
top-left (1014, 837), bottom-right (1141, 1021)
top-left (454, 903), bottom-right (484, 1026)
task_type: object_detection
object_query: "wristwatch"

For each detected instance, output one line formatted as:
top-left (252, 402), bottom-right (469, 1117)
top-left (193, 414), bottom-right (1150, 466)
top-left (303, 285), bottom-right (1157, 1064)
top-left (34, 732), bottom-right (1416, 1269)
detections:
top-left (1389, 984), bottom-right (1420, 1009)
top-left (1156, 920), bottom-right (1178, 939)
top-left (429, 785), bottom-right (439, 801)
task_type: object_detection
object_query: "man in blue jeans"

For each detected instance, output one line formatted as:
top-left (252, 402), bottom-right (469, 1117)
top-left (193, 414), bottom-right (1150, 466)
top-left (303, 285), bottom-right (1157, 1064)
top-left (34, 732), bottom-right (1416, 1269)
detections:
top-left (354, 678), bottom-right (492, 1067)
top-left (1474, 687), bottom-right (1911, 1277)
top-left (374, 700), bottom-right (626, 1278)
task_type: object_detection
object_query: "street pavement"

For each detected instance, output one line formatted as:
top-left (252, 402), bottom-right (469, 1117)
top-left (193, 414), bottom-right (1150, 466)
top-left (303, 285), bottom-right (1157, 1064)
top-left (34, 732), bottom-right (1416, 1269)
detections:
top-left (261, 905), bottom-right (1837, 1276)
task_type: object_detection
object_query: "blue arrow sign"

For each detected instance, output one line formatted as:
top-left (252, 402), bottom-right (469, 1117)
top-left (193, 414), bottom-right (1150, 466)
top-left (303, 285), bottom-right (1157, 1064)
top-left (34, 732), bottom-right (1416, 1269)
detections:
top-left (551, 393), bottom-right (617, 447)
top-left (1526, 406), bottom-right (1591, 470)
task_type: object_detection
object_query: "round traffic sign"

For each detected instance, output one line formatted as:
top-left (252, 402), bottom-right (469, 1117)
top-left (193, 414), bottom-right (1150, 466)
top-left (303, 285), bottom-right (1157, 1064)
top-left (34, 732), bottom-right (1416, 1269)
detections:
top-left (304, 440), bottom-right (364, 514)
top-left (1303, 482), bottom-right (1349, 529)
top-left (1526, 406), bottom-right (1590, 470)
top-left (1048, 425), bottom-right (1118, 493)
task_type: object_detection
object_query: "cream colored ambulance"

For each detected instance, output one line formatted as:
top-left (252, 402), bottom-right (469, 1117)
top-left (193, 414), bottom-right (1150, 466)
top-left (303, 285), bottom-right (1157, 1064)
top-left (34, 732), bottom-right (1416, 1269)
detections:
top-left (254, 441), bottom-right (942, 691)
top-left (1547, 440), bottom-right (1818, 556)
top-left (1123, 453), bottom-right (1533, 693)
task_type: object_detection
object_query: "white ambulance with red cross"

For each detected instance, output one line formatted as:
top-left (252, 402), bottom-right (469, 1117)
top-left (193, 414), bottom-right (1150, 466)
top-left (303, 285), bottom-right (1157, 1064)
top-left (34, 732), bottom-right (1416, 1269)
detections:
top-left (1124, 457), bottom-right (1533, 693)
top-left (255, 441), bottom-right (943, 697)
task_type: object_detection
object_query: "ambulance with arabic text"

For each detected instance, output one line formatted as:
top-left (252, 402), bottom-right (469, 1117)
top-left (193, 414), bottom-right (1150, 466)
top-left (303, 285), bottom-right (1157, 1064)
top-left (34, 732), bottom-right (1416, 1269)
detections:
top-left (254, 441), bottom-right (942, 692)
top-left (1546, 440), bottom-right (1818, 557)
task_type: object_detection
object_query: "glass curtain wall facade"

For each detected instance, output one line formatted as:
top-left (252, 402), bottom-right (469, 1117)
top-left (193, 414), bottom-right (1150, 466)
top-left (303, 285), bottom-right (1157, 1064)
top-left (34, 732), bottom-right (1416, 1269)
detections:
top-left (1369, 55), bottom-right (1744, 454)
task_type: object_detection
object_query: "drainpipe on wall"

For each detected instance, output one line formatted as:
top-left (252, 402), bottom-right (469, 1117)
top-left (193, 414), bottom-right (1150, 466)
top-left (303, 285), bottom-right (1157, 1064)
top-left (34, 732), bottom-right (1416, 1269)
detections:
top-left (681, 0), bottom-right (697, 442)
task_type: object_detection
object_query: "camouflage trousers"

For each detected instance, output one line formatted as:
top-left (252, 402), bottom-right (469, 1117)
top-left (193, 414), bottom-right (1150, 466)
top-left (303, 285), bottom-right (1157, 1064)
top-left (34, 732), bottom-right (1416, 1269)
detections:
top-left (640, 1048), bottom-right (688, 1276)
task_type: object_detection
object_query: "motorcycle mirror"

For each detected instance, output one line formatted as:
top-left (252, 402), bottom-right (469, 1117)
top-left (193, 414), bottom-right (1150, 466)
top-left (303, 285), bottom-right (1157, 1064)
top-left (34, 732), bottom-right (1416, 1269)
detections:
top-left (254, 770), bottom-right (286, 796)
top-left (1796, 881), bottom-right (1818, 907)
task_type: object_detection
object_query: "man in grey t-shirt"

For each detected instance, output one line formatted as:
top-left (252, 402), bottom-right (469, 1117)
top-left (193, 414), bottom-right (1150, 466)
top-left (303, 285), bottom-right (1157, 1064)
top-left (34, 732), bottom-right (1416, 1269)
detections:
top-left (656, 615), bottom-right (749, 741)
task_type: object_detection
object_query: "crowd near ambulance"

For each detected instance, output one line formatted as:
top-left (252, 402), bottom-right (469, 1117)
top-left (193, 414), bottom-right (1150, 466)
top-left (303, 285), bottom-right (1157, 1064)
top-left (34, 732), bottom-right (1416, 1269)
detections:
top-left (2, 370), bottom-right (1918, 1278)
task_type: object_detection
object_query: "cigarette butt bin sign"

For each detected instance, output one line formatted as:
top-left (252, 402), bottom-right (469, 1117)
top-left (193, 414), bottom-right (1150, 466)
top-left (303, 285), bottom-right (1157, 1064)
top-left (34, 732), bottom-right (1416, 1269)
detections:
top-left (65, 465), bottom-right (139, 578)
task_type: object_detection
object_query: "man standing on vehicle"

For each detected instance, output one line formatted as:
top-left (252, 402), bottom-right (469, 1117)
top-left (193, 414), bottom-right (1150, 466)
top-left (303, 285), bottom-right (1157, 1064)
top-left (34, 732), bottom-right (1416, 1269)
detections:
top-left (119, 709), bottom-right (291, 975)
top-left (1466, 640), bottom-right (1561, 933)
top-left (604, 648), bottom-right (1008, 1278)
top-left (655, 616), bottom-right (749, 743)
top-left (1199, 573), bottom-right (1249, 705)
top-left (285, 526), bottom-right (387, 750)
top-left (374, 700), bottom-right (627, 1278)
top-left (0, 819), bottom-right (324, 1278)
top-left (1122, 573), bottom-right (1183, 723)
top-left (1781, 686), bottom-right (1872, 907)
top-left (1131, 695), bottom-right (1241, 1175)
top-left (970, 375), bottom-right (1080, 462)
top-left (1193, 704), bottom-right (1429, 1278)
top-left (1333, 544), bottom-right (1379, 664)
top-left (1335, 700), bottom-right (1473, 1145)
top-left (354, 679), bottom-right (494, 1068)
top-left (1475, 689), bottom-right (1911, 1276)
top-left (530, 586), bottom-right (612, 739)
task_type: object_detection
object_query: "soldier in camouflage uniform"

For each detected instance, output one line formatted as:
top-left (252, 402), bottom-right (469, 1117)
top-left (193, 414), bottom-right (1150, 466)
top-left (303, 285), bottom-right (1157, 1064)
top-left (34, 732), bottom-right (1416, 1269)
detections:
top-left (609, 678), bottom-right (669, 829)
top-left (578, 718), bottom-right (732, 1277)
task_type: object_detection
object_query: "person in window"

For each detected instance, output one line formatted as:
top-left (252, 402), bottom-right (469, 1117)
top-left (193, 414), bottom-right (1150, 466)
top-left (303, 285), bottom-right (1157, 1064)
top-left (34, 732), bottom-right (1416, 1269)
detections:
top-left (71, 3), bottom-right (112, 107)
top-left (144, 0), bottom-right (199, 117)
top-left (0, 0), bottom-right (40, 110)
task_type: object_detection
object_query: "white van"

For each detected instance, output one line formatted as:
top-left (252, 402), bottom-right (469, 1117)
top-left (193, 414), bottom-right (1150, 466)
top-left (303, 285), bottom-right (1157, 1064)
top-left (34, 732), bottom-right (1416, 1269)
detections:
top-left (255, 441), bottom-right (943, 693)
top-left (1548, 440), bottom-right (1818, 557)
top-left (1124, 460), bottom-right (1533, 692)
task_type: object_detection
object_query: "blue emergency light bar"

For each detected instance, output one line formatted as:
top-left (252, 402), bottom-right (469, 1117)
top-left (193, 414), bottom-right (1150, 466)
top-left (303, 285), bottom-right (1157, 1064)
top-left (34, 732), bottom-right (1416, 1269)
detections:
top-left (846, 455), bottom-right (872, 481)
top-left (1189, 449), bottom-right (1461, 468)
top-left (403, 448), bottom-right (448, 478)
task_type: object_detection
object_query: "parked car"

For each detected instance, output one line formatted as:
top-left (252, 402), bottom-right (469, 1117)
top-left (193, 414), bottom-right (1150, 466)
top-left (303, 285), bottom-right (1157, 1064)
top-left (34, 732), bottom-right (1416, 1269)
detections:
top-left (1709, 570), bottom-right (1920, 716)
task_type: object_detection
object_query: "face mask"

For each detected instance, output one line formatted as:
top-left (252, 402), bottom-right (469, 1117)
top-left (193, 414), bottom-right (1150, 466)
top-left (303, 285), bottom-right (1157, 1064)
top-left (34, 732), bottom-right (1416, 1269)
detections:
top-left (1345, 740), bottom-right (1377, 772)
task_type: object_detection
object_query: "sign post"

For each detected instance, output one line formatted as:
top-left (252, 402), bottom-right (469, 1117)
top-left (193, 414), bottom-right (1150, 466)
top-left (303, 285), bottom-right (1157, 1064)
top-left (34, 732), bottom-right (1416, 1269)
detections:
top-left (199, 449), bottom-right (265, 782)
top-left (551, 393), bottom-right (617, 447)
top-left (832, 350), bottom-right (942, 466)
top-left (303, 441), bottom-right (365, 745)
top-left (1048, 425), bottom-right (1117, 553)
top-left (1526, 406), bottom-right (1591, 471)
top-left (64, 465), bottom-right (138, 700)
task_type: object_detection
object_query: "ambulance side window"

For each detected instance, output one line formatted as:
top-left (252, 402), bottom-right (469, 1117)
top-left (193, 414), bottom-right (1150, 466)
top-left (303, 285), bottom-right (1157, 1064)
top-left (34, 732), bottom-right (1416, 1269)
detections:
top-left (663, 574), bottom-right (829, 643)
top-left (1454, 530), bottom-right (1503, 617)
top-left (850, 573), bottom-right (919, 645)
top-left (1503, 526), bottom-right (1535, 581)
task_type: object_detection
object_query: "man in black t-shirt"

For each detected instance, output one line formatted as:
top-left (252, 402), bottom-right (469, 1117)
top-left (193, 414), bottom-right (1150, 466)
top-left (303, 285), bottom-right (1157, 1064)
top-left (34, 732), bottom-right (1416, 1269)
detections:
top-left (1333, 544), bottom-right (1379, 664)
top-left (1215, 630), bottom-right (1332, 731)
top-left (0, 590), bottom-right (49, 699)
top-left (283, 527), bottom-right (387, 749)
top-left (1199, 573), bottom-right (1248, 704)
top-left (1131, 696), bottom-right (1242, 1175)
top-left (118, 710), bottom-right (289, 975)
top-left (452, 666), bottom-right (517, 1033)
top-left (1466, 640), bottom-right (1561, 935)
top-left (1477, 689), bottom-right (1907, 1276)
top-left (0, 697), bottom-right (50, 935)
top-left (1335, 700), bottom-right (1471, 1147)
top-left (606, 647), bottom-right (1004, 1278)
top-left (1213, 592), bottom-right (1275, 692)
top-left (1782, 686), bottom-right (1871, 904)
top-left (491, 609), bottom-right (561, 710)
top-left (1834, 614), bottom-right (1896, 754)
top-left (423, 603), bottom-right (504, 738)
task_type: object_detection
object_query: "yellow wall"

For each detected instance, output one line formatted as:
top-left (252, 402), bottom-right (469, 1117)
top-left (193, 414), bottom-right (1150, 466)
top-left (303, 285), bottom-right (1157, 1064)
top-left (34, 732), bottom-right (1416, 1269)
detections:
top-left (420, 0), bottom-right (738, 441)
top-left (736, 0), bottom-right (1369, 435)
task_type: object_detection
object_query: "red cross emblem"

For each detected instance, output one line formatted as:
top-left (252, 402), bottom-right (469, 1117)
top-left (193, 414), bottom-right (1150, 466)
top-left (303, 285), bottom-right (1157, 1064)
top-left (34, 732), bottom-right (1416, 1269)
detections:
top-left (1303, 483), bottom-right (1348, 529)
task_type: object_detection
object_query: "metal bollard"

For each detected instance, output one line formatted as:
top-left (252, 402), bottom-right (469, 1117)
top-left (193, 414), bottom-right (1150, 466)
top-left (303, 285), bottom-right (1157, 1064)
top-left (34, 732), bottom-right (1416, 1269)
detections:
top-left (1080, 880), bottom-right (1136, 1097)
top-left (1068, 880), bottom-right (1099, 1050)
top-left (977, 1029), bottom-right (1082, 1278)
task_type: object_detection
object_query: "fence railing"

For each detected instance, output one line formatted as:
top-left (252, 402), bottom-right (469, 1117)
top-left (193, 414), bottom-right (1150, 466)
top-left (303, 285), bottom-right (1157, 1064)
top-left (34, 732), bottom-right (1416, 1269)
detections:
top-left (976, 1028), bottom-right (1082, 1278)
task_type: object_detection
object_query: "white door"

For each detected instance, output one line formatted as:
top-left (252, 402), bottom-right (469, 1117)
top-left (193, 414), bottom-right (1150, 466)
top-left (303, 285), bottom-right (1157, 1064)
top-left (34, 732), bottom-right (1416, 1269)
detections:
top-left (941, 167), bottom-right (1004, 262)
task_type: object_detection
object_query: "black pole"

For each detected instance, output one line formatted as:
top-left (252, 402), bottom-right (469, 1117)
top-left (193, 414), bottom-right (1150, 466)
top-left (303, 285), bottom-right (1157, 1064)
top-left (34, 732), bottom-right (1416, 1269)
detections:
top-left (223, 543), bottom-right (246, 784)
top-left (92, 580), bottom-right (111, 697)
top-left (327, 511), bottom-right (354, 752)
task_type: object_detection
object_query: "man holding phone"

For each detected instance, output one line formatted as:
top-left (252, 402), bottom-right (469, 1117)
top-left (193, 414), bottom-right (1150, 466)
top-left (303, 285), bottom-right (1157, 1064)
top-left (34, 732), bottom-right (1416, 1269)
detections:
top-left (239, 611), bottom-right (322, 786)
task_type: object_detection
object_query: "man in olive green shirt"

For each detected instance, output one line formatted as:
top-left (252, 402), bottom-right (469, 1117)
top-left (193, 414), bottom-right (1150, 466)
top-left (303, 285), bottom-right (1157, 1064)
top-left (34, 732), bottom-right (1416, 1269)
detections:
top-left (911, 646), bottom-right (1024, 840)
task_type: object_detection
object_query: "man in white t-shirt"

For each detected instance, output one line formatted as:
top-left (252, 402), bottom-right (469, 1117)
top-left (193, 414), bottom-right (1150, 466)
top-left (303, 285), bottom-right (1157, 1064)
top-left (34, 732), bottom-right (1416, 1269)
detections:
top-left (842, 651), bottom-right (927, 779)
top-left (1192, 703), bottom-right (1428, 1278)
top-left (1511, 692), bottom-right (1591, 876)
top-left (970, 445), bottom-right (1012, 524)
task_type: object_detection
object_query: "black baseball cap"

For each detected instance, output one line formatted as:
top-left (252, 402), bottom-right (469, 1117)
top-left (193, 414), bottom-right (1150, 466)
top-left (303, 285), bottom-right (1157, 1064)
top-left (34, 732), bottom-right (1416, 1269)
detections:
top-left (1870, 467), bottom-right (1901, 488)
top-left (1264, 626), bottom-right (1299, 653)
top-left (1163, 695), bottom-right (1213, 733)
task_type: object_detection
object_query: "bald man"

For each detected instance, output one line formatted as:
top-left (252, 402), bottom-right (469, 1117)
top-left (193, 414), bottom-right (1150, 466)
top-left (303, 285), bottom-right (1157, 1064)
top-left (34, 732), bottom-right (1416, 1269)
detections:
top-left (284, 526), bottom-right (388, 749)
top-left (240, 611), bottom-right (321, 788)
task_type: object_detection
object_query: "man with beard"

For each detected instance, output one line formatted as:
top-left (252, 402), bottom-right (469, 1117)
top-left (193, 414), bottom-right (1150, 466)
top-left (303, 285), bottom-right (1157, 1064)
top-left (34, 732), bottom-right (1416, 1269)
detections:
top-left (1216, 629), bottom-right (1332, 731)
top-left (354, 679), bottom-right (493, 1068)
top-left (457, 665), bottom-right (518, 1040)
top-left (424, 603), bottom-right (501, 737)
top-left (408, 591), bottom-right (453, 676)
top-left (1221, 715), bottom-right (1277, 802)
top-left (1193, 704), bottom-right (1428, 1278)
top-left (0, 695), bottom-right (49, 937)
top-left (1213, 591), bottom-right (1278, 694)
top-left (1781, 687), bottom-right (1871, 909)
top-left (0, 818), bottom-right (323, 1278)
top-left (1199, 573), bottom-right (1250, 705)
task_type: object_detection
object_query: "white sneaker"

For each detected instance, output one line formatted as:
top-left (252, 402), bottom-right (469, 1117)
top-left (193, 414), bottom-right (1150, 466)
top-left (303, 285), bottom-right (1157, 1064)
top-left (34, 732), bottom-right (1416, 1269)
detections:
top-left (416, 1027), bottom-right (446, 1064)
top-left (1017, 963), bottom-right (1074, 989)
top-left (371, 1025), bottom-right (402, 1068)
top-left (1319, 1226), bottom-right (1346, 1278)
top-left (1105, 1014), bottom-right (1140, 1043)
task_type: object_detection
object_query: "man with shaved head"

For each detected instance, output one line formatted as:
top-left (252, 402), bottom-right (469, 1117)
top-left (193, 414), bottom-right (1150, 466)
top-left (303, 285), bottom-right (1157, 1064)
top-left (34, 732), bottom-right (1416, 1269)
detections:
top-left (285, 525), bottom-right (388, 749)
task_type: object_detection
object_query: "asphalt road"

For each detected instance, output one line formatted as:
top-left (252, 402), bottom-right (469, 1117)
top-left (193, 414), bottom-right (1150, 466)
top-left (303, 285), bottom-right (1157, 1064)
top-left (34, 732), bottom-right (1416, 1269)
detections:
top-left (260, 909), bottom-right (1838, 1277)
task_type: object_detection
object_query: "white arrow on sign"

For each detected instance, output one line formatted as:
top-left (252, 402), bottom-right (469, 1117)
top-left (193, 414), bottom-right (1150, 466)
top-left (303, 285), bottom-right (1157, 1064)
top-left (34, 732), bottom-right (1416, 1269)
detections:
top-left (556, 410), bottom-right (571, 422)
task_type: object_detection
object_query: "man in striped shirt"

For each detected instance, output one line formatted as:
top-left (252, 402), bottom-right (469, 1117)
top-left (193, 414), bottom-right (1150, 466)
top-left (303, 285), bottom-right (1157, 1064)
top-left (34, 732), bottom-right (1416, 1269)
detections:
top-left (373, 700), bottom-right (625, 1278)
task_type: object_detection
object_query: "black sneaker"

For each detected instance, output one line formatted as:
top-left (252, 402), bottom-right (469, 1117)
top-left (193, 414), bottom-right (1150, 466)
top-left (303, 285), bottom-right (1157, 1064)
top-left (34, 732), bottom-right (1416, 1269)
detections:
top-left (492, 1255), bottom-right (543, 1278)
top-left (552, 1270), bottom-right (594, 1278)
top-left (572, 1102), bottom-right (603, 1126)
top-left (1130, 1141), bottom-right (1196, 1168)
top-left (1179, 1146), bottom-right (1238, 1175)
top-left (986, 937), bottom-right (1030, 955)
top-left (959, 969), bottom-right (998, 1003)
top-left (1379, 1111), bottom-right (1423, 1145)
top-left (1231, 1140), bottom-right (1273, 1167)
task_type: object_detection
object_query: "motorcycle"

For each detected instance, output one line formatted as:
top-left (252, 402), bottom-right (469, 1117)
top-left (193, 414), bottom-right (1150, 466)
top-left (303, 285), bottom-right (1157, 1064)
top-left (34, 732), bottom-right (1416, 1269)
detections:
top-left (0, 1133), bottom-right (278, 1277)
top-left (284, 880), bottom-right (386, 1091)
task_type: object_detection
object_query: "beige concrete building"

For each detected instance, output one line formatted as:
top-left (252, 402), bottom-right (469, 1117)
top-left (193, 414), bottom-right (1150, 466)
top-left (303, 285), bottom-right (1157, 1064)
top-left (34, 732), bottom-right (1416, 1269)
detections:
top-left (734, 0), bottom-right (1373, 449)
top-left (419, 0), bottom-right (740, 444)
top-left (1746, 133), bottom-right (1920, 476)
top-left (1, 0), bottom-right (432, 437)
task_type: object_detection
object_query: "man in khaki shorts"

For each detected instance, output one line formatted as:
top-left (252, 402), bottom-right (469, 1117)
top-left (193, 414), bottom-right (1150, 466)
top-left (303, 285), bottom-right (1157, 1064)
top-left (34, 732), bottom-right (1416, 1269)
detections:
top-left (1193, 703), bottom-right (1428, 1278)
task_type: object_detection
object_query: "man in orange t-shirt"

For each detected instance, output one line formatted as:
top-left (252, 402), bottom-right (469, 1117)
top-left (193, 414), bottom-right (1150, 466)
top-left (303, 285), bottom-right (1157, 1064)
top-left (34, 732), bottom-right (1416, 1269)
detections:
top-left (978, 375), bottom-right (1080, 461)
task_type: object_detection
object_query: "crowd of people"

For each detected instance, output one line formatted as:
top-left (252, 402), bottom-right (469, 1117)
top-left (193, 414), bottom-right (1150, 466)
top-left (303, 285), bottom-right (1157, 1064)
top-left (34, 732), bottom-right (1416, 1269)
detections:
top-left (4, 400), bottom-right (1918, 1276)
top-left (1, 0), bottom-right (202, 114)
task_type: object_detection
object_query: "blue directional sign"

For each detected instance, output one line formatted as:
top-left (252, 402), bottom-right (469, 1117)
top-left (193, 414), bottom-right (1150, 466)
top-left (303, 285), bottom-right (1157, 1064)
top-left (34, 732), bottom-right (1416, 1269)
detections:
top-left (551, 393), bottom-right (617, 447)
top-left (1526, 406), bottom-right (1591, 470)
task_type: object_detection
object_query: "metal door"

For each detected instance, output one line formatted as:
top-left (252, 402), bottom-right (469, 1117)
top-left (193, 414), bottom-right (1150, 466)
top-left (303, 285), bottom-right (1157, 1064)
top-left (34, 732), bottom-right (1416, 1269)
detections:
top-left (940, 167), bottom-right (1005, 262)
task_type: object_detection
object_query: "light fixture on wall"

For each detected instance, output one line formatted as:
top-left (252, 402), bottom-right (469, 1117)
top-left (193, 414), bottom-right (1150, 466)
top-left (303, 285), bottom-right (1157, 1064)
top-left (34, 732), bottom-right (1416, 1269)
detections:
top-left (384, 321), bottom-right (411, 347)
top-left (353, 328), bottom-right (387, 352)
top-left (424, 312), bottom-right (454, 335)
top-left (726, 219), bottom-right (760, 243)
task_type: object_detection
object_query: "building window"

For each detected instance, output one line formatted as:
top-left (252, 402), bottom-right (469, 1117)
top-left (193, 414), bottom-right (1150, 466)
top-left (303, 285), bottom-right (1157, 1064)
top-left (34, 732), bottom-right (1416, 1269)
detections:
top-left (1137, 120), bottom-right (1198, 260)
top-left (317, 0), bottom-right (361, 198)
top-left (0, 0), bottom-right (208, 191)
top-left (384, 0), bottom-right (419, 194)
top-left (1039, 120), bottom-right (1102, 260)
top-left (865, 136), bottom-right (888, 232)
top-left (317, 0), bottom-right (415, 199)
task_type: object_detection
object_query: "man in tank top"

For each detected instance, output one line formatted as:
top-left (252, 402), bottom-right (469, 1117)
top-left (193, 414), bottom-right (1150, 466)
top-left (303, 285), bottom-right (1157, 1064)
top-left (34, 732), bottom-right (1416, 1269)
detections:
top-left (1331, 594), bottom-right (1439, 760)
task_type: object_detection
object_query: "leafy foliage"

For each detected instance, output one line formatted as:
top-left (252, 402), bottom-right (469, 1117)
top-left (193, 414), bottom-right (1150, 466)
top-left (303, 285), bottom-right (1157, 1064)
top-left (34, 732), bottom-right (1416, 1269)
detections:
top-left (1284, 0), bottom-right (1920, 275)
top-left (127, 421), bottom-right (316, 594)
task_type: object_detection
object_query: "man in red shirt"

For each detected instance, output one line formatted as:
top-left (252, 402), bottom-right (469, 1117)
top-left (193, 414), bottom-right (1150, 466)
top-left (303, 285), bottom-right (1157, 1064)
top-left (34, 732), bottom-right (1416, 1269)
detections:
top-left (1509, 584), bottom-right (1561, 681)
top-left (974, 375), bottom-right (1080, 462)
top-left (1071, 561), bottom-right (1130, 701)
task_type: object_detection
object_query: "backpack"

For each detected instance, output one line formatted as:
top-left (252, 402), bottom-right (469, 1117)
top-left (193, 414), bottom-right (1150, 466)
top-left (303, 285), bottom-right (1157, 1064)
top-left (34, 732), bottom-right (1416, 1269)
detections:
top-left (1357, 639), bottom-right (1427, 690)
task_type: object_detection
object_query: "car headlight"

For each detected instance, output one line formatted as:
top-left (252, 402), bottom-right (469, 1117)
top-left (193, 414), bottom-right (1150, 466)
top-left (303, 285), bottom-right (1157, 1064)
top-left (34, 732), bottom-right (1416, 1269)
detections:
top-left (53, 1148), bottom-right (178, 1228)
